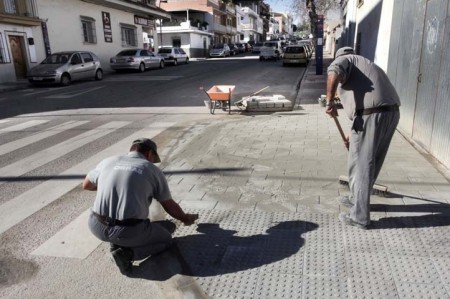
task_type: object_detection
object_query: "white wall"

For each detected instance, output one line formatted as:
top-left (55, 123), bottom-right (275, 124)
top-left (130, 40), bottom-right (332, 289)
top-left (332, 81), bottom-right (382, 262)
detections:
top-left (37, 0), bottom-right (150, 71)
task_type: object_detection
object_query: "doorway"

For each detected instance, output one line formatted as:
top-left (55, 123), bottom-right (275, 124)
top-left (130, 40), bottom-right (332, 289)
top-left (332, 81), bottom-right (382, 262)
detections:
top-left (9, 35), bottom-right (27, 79)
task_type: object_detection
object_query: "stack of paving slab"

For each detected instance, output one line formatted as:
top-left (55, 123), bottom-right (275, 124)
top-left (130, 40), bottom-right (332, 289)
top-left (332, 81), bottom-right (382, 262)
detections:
top-left (236, 95), bottom-right (293, 112)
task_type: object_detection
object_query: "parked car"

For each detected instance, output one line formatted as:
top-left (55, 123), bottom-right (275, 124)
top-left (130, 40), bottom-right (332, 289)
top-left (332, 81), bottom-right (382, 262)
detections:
top-left (236, 43), bottom-right (246, 53)
top-left (282, 45), bottom-right (309, 66)
top-left (157, 47), bottom-right (189, 65)
top-left (229, 44), bottom-right (239, 55)
top-left (110, 48), bottom-right (164, 72)
top-left (27, 51), bottom-right (103, 86)
top-left (251, 42), bottom-right (264, 54)
top-left (259, 46), bottom-right (280, 61)
top-left (298, 40), bottom-right (314, 59)
top-left (209, 44), bottom-right (231, 58)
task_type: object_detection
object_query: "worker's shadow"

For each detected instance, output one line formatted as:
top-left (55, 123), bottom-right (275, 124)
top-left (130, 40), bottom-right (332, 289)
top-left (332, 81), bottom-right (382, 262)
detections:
top-left (128, 220), bottom-right (318, 281)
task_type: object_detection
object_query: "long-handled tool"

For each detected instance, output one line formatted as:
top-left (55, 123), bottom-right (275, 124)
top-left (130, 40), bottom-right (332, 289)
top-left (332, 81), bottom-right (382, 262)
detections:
top-left (332, 115), bottom-right (388, 196)
top-left (234, 86), bottom-right (270, 110)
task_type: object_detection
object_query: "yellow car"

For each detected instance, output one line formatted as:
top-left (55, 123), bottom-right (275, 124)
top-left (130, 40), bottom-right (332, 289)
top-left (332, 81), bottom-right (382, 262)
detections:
top-left (282, 45), bottom-right (309, 66)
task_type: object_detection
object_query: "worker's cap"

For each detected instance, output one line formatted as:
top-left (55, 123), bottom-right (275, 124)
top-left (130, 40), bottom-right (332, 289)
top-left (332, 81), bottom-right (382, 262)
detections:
top-left (132, 138), bottom-right (161, 163)
top-left (335, 47), bottom-right (355, 58)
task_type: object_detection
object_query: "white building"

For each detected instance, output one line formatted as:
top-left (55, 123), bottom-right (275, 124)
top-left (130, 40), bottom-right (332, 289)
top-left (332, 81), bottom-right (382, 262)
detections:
top-left (0, 0), bottom-right (170, 82)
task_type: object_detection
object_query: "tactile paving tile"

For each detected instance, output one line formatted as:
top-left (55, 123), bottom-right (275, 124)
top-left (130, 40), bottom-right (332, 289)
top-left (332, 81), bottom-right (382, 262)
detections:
top-left (302, 276), bottom-right (349, 298)
top-left (348, 277), bottom-right (398, 299)
top-left (254, 272), bottom-right (303, 299)
top-left (343, 228), bottom-right (385, 253)
top-left (388, 255), bottom-right (441, 284)
top-left (260, 253), bottom-right (305, 276)
top-left (199, 270), bottom-right (260, 299)
top-left (380, 229), bottom-right (428, 256)
top-left (396, 282), bottom-right (449, 299)
top-left (432, 257), bottom-right (450, 287)
top-left (303, 248), bottom-right (347, 277)
top-left (346, 251), bottom-right (393, 280)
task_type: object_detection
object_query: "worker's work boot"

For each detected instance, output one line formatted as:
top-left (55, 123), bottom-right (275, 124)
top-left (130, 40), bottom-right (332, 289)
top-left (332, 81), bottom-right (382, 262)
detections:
top-left (111, 247), bottom-right (133, 275)
top-left (339, 213), bottom-right (369, 230)
top-left (336, 195), bottom-right (354, 208)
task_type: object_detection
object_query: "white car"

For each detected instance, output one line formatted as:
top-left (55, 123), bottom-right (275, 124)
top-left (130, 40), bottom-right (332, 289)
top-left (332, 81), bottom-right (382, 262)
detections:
top-left (209, 44), bottom-right (231, 58)
top-left (157, 47), bottom-right (189, 65)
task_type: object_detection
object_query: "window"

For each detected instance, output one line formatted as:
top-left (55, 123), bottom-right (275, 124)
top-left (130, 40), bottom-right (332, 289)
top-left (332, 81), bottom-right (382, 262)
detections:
top-left (120, 24), bottom-right (137, 47)
top-left (81, 16), bottom-right (97, 44)
top-left (71, 53), bottom-right (82, 64)
top-left (172, 38), bottom-right (181, 47)
top-left (81, 52), bottom-right (94, 63)
top-left (0, 33), bottom-right (7, 63)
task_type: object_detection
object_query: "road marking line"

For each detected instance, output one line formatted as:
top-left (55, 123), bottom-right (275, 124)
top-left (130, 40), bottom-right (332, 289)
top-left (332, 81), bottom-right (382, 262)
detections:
top-left (0, 121), bottom-right (130, 183)
top-left (0, 120), bottom-right (49, 135)
top-left (0, 119), bottom-right (11, 124)
top-left (31, 210), bottom-right (99, 259)
top-left (104, 76), bottom-right (182, 81)
top-left (0, 122), bottom-right (175, 252)
top-left (44, 86), bottom-right (105, 99)
top-left (0, 121), bottom-right (89, 156)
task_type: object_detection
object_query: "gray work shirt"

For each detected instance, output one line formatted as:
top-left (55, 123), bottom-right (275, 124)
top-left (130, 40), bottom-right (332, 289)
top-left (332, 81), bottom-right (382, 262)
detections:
top-left (327, 54), bottom-right (401, 120)
top-left (87, 151), bottom-right (172, 220)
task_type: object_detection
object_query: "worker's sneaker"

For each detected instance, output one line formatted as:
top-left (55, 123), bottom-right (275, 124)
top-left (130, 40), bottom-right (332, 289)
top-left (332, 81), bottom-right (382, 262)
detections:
top-left (337, 195), bottom-right (354, 208)
top-left (111, 247), bottom-right (133, 275)
top-left (339, 213), bottom-right (369, 230)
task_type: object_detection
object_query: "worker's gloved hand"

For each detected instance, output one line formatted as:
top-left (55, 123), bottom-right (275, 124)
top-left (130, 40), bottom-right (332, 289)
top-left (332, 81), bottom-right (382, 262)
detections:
top-left (325, 103), bottom-right (339, 117)
top-left (183, 213), bottom-right (199, 226)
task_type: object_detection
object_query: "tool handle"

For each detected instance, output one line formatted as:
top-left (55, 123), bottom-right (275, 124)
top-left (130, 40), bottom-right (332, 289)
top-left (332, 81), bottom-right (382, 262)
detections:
top-left (333, 116), bottom-right (349, 150)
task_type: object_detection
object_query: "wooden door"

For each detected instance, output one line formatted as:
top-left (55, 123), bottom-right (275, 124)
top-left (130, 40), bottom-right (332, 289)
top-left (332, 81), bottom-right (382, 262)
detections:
top-left (9, 35), bottom-right (27, 79)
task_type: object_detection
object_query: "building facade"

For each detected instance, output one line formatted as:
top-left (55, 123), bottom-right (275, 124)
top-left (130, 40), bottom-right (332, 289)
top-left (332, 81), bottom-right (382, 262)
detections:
top-left (0, 0), bottom-right (170, 81)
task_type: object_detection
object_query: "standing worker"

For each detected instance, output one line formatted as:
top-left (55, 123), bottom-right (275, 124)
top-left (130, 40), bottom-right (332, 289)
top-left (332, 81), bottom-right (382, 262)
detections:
top-left (325, 47), bottom-right (401, 229)
top-left (82, 138), bottom-right (199, 274)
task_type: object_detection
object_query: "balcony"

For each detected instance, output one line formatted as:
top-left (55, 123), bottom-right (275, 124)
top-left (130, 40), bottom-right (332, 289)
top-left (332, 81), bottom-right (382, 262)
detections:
top-left (0, 0), bottom-right (41, 26)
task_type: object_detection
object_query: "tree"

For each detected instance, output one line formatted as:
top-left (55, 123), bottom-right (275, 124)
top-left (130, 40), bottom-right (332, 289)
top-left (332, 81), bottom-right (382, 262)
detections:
top-left (290, 0), bottom-right (339, 35)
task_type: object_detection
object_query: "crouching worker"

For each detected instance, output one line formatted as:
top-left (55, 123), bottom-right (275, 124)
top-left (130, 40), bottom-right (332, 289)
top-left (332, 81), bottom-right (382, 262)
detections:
top-left (82, 138), bottom-right (199, 275)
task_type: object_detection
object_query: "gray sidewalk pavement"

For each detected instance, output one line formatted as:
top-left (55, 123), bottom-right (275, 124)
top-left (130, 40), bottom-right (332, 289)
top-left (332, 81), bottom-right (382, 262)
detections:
top-left (151, 52), bottom-right (450, 298)
top-left (2, 53), bottom-right (450, 298)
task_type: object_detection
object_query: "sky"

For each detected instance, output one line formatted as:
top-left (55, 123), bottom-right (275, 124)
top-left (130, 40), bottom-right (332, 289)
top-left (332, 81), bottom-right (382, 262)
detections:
top-left (265, 0), bottom-right (293, 14)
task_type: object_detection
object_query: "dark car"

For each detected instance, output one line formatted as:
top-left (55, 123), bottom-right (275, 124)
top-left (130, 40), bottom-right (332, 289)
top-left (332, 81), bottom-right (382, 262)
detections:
top-left (229, 44), bottom-right (239, 55)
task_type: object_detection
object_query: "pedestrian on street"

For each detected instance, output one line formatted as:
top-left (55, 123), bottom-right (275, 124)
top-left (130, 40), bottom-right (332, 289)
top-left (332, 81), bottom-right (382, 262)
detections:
top-left (325, 47), bottom-right (401, 229)
top-left (82, 138), bottom-right (199, 274)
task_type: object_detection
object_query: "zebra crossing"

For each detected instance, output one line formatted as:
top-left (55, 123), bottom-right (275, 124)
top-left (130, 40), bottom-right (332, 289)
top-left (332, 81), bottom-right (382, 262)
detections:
top-left (0, 117), bottom-right (177, 259)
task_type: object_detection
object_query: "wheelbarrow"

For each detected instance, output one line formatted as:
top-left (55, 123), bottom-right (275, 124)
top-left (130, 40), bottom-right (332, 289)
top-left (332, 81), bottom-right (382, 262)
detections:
top-left (200, 85), bottom-right (236, 114)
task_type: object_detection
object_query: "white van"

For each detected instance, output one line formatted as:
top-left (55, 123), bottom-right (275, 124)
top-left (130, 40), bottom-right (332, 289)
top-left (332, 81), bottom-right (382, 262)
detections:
top-left (263, 41), bottom-right (283, 55)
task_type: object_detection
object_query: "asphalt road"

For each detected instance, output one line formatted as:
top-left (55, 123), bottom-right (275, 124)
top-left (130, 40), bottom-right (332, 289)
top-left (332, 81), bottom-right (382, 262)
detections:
top-left (0, 54), bottom-right (306, 119)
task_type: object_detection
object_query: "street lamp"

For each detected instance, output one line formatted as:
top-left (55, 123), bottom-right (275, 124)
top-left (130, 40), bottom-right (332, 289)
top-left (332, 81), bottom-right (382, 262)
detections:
top-left (159, 0), bottom-right (168, 49)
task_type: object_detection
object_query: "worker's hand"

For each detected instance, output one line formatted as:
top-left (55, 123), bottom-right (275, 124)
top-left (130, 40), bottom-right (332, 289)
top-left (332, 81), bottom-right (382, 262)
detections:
top-left (344, 135), bottom-right (350, 150)
top-left (325, 103), bottom-right (339, 117)
top-left (183, 213), bottom-right (199, 226)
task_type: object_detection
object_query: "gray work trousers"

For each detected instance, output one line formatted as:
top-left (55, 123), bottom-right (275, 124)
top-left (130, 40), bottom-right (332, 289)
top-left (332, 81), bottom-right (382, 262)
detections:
top-left (88, 213), bottom-right (172, 260)
top-left (348, 109), bottom-right (400, 225)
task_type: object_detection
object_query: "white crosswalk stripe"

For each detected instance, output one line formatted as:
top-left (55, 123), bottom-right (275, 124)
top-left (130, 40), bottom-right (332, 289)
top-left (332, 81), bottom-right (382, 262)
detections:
top-left (0, 120), bottom-right (176, 260)
top-left (0, 119), bottom-right (49, 135)
top-left (0, 120), bottom-right (89, 156)
top-left (0, 121), bottom-right (130, 185)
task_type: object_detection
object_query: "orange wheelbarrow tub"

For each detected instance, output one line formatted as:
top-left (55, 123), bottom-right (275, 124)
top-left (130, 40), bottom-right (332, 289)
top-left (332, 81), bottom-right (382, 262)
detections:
top-left (201, 85), bottom-right (236, 114)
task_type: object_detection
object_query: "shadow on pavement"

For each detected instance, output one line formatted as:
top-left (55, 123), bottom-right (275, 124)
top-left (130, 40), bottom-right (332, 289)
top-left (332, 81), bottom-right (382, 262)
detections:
top-left (128, 220), bottom-right (318, 281)
top-left (372, 214), bottom-right (450, 229)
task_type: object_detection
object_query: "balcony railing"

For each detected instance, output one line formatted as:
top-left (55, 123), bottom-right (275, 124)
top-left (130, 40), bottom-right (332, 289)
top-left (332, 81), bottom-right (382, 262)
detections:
top-left (0, 0), bottom-right (39, 18)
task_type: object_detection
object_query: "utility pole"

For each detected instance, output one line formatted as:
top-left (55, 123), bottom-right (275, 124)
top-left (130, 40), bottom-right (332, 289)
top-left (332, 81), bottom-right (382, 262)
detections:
top-left (159, 0), bottom-right (168, 49)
